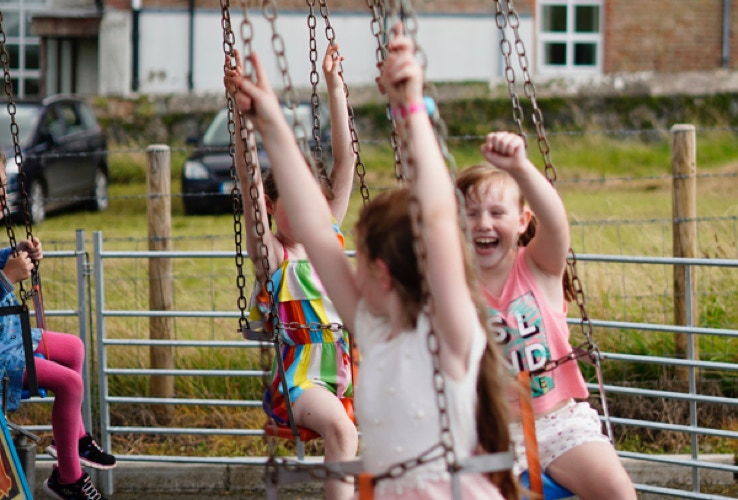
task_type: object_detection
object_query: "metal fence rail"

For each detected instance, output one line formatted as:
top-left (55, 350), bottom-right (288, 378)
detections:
top-left (34, 230), bottom-right (732, 498)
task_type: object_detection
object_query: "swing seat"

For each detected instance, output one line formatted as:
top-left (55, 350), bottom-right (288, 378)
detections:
top-left (264, 419), bottom-right (320, 442)
top-left (20, 353), bottom-right (48, 400)
top-left (519, 469), bottom-right (575, 500)
top-left (20, 387), bottom-right (47, 400)
top-left (264, 397), bottom-right (355, 442)
top-left (241, 323), bottom-right (273, 342)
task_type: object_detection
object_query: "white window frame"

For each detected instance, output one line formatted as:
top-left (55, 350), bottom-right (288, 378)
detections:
top-left (0, 0), bottom-right (45, 98)
top-left (537, 0), bottom-right (604, 77)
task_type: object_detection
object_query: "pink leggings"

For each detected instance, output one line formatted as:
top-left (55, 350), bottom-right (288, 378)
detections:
top-left (23, 331), bottom-right (87, 483)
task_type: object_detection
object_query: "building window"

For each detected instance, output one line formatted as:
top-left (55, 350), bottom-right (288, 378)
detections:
top-left (0, 0), bottom-right (45, 98)
top-left (538, 0), bottom-right (602, 75)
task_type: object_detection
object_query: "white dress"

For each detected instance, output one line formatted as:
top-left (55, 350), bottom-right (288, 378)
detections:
top-left (353, 300), bottom-right (505, 499)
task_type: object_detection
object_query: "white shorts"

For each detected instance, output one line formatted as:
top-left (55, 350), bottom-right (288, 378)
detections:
top-left (509, 400), bottom-right (610, 475)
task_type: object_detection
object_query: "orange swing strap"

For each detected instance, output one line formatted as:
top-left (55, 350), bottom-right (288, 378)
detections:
top-left (357, 472), bottom-right (375, 500)
top-left (518, 370), bottom-right (543, 498)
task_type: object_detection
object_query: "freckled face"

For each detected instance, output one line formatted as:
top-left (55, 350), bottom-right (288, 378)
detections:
top-left (464, 179), bottom-right (528, 270)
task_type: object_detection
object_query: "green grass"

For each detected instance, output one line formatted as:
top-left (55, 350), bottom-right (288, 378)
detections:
top-left (13, 127), bottom-right (738, 458)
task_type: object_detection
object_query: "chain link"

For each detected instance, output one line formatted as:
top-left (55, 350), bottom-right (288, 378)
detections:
top-left (495, 0), bottom-right (526, 142)
top-left (500, 0), bottom-right (610, 439)
top-left (306, 0), bottom-right (323, 165)
top-left (267, 456), bottom-right (356, 484)
top-left (319, 0), bottom-right (370, 205)
top-left (262, 0), bottom-right (315, 177)
top-left (0, 12), bottom-right (35, 302)
top-left (366, 0), bottom-right (404, 181)
top-left (503, 0), bottom-right (596, 361)
top-left (220, 0), bottom-right (249, 332)
top-left (384, 0), bottom-right (458, 478)
top-left (277, 321), bottom-right (343, 332)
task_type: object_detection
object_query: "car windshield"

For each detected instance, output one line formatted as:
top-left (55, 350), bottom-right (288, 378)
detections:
top-left (201, 105), bottom-right (319, 147)
top-left (0, 105), bottom-right (41, 147)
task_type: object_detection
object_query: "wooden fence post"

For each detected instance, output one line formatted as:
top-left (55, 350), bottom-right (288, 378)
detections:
top-left (146, 144), bottom-right (175, 423)
top-left (671, 124), bottom-right (698, 384)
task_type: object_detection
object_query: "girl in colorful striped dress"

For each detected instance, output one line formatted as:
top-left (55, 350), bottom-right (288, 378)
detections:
top-left (225, 43), bottom-right (357, 500)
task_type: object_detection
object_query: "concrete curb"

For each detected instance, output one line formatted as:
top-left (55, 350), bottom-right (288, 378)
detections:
top-left (30, 454), bottom-right (736, 499)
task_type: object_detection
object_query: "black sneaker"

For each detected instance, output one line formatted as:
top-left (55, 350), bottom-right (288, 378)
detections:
top-left (46, 433), bottom-right (117, 470)
top-left (43, 466), bottom-right (107, 500)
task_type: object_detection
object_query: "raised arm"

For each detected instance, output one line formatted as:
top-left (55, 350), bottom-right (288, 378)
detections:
top-left (480, 132), bottom-right (570, 277)
top-left (224, 51), bottom-right (280, 282)
top-left (379, 28), bottom-right (476, 379)
top-left (323, 43), bottom-right (355, 225)
top-left (228, 51), bottom-right (361, 332)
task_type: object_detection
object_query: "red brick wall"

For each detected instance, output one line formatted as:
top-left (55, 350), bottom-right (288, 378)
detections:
top-left (106, 0), bottom-right (132, 9)
top-left (605, 0), bottom-right (737, 72)
top-left (131, 0), bottom-right (533, 14)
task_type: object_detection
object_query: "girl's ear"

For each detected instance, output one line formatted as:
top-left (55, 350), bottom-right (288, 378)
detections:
top-left (372, 258), bottom-right (394, 291)
top-left (518, 206), bottom-right (532, 235)
top-left (264, 195), bottom-right (275, 215)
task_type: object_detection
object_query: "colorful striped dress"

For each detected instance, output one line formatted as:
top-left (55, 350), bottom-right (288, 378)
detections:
top-left (249, 230), bottom-right (353, 425)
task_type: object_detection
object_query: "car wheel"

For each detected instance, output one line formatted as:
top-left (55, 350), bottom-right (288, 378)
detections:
top-left (28, 181), bottom-right (46, 224)
top-left (89, 168), bottom-right (109, 212)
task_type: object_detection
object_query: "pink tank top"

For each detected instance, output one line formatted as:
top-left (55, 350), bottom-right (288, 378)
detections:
top-left (483, 248), bottom-right (588, 416)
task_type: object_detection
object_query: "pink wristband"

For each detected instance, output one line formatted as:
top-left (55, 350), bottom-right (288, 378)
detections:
top-left (391, 101), bottom-right (427, 120)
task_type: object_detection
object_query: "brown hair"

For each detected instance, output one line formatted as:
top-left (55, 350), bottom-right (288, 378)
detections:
top-left (355, 186), bottom-right (519, 499)
top-left (456, 163), bottom-right (575, 302)
top-left (467, 243), bottom-right (520, 499)
top-left (262, 159), bottom-right (334, 229)
top-left (354, 188), bottom-right (422, 328)
top-left (263, 157), bottom-right (333, 203)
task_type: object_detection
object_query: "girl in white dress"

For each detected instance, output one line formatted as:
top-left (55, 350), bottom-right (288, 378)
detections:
top-left (225, 25), bottom-right (517, 499)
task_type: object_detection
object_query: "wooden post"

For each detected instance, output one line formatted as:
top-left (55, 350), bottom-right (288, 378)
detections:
top-left (671, 124), bottom-right (698, 384)
top-left (146, 145), bottom-right (175, 424)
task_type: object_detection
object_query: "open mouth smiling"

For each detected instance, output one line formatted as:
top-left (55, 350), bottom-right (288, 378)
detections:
top-left (474, 236), bottom-right (499, 251)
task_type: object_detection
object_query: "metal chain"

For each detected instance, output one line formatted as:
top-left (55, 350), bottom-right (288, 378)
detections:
top-left (219, 0), bottom-right (250, 332)
top-left (236, 2), bottom-right (277, 342)
top-left (0, 13), bottom-right (33, 303)
top-left (231, 0), bottom-right (288, 460)
top-left (504, 0), bottom-right (596, 361)
top-left (278, 321), bottom-right (343, 332)
top-left (385, 0), bottom-right (459, 479)
top-left (501, 0), bottom-right (611, 440)
top-left (495, 0), bottom-right (526, 142)
top-left (319, 0), bottom-right (370, 205)
top-left (505, 0), bottom-right (549, 177)
top-left (306, 0), bottom-right (323, 165)
top-left (396, 115), bottom-right (459, 480)
top-left (366, 0), bottom-right (404, 181)
top-left (262, 0), bottom-right (315, 177)
top-left (266, 456), bottom-right (358, 484)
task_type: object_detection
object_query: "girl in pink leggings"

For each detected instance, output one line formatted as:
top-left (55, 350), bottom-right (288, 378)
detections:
top-left (0, 241), bottom-right (115, 500)
top-left (0, 157), bottom-right (114, 500)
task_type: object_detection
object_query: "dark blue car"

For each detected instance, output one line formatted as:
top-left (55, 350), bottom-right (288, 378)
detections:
top-left (0, 95), bottom-right (108, 223)
top-left (181, 103), bottom-right (331, 215)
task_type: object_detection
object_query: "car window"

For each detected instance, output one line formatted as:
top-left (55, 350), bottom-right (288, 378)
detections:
top-left (201, 109), bottom-right (230, 147)
top-left (0, 105), bottom-right (41, 147)
top-left (42, 107), bottom-right (66, 141)
top-left (201, 104), bottom-right (328, 148)
top-left (77, 102), bottom-right (99, 132)
top-left (57, 102), bottom-right (85, 136)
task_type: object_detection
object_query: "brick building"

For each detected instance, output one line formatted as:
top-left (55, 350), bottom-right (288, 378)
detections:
top-left (2, 0), bottom-right (737, 97)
